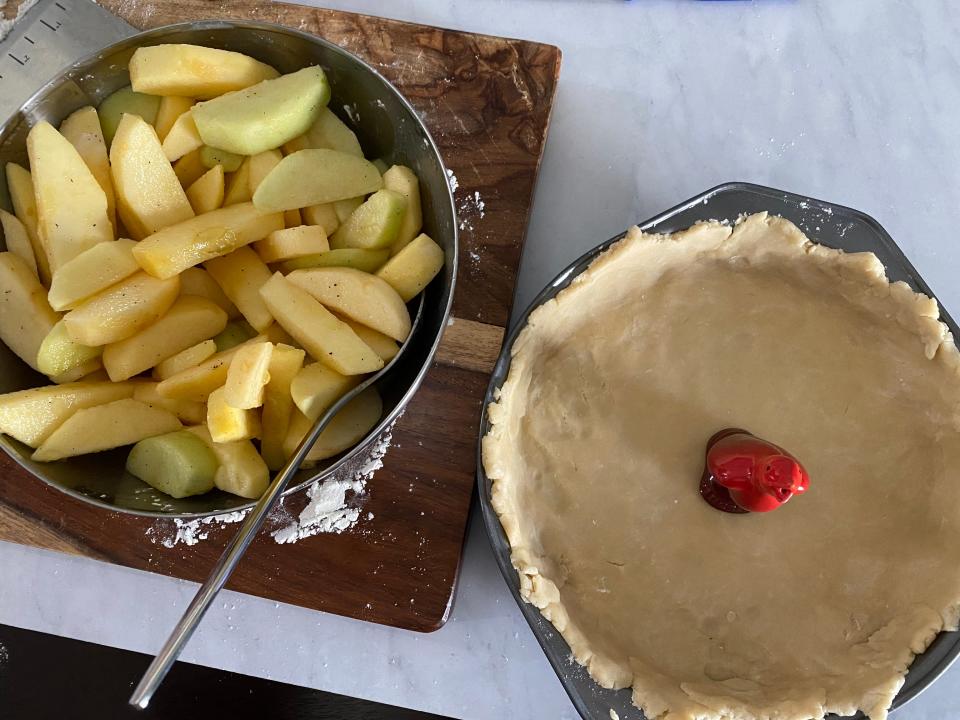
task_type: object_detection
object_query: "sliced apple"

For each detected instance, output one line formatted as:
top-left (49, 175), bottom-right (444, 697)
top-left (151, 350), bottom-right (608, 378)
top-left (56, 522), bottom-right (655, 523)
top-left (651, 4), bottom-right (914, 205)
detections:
top-left (193, 67), bottom-right (330, 156)
top-left (132, 382), bottom-right (206, 424)
top-left (173, 148), bottom-right (207, 188)
top-left (383, 165), bottom-right (423, 254)
top-left (258, 272), bottom-right (382, 375)
top-left (254, 224), bottom-right (329, 263)
top-left (0, 381), bottom-right (134, 447)
top-left (102, 295), bottom-right (228, 381)
top-left (154, 96), bottom-right (194, 141)
top-left (63, 271), bottom-right (180, 346)
top-left (49, 358), bottom-right (103, 385)
top-left (287, 267), bottom-right (410, 341)
top-left (207, 386), bottom-right (259, 442)
top-left (339, 317), bottom-right (398, 362)
top-left (178, 266), bottom-right (239, 319)
top-left (160, 110), bottom-right (203, 162)
top-left (110, 114), bottom-right (194, 240)
top-left (301, 202), bottom-right (339, 235)
top-left (284, 208), bottom-right (302, 228)
top-left (132, 202), bottom-right (283, 279)
top-left (222, 157), bottom-right (252, 206)
top-left (283, 107), bottom-right (363, 157)
top-left (333, 196), bottom-right (363, 223)
top-left (222, 340), bottom-right (273, 409)
top-left (330, 189), bottom-right (406, 251)
top-left (201, 145), bottom-right (244, 173)
top-left (59, 106), bottom-right (116, 231)
top-left (37, 320), bottom-right (102, 379)
top-left (202, 246), bottom-right (274, 332)
top-left (186, 165), bottom-right (225, 215)
top-left (126, 429), bottom-right (217, 498)
top-left (185, 425), bottom-right (269, 498)
top-left (290, 362), bottom-right (360, 421)
top-left (153, 339), bottom-right (217, 381)
top-left (97, 86), bottom-right (160, 146)
top-left (0, 209), bottom-right (38, 277)
top-left (27, 121), bottom-right (112, 271)
top-left (155, 339), bottom-right (259, 401)
top-left (129, 44), bottom-right (279, 99)
top-left (376, 233), bottom-right (445, 302)
top-left (33, 398), bottom-right (181, 462)
top-left (282, 387), bottom-right (382, 466)
top-left (5, 163), bottom-right (51, 285)
top-left (248, 149), bottom-right (283, 193)
top-left (278, 248), bottom-right (389, 274)
top-left (253, 149), bottom-right (382, 212)
top-left (214, 320), bottom-right (257, 352)
top-left (260, 343), bottom-right (305, 470)
top-left (47, 239), bottom-right (139, 312)
top-left (0, 252), bottom-right (59, 371)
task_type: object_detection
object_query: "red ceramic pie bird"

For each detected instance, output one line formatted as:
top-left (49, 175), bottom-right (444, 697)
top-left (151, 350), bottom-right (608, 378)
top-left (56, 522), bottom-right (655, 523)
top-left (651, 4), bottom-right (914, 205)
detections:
top-left (699, 429), bottom-right (810, 513)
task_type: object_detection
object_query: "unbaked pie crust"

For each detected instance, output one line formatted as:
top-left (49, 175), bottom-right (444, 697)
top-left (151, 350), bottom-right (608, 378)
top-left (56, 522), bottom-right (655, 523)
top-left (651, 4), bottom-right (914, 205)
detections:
top-left (483, 213), bottom-right (960, 720)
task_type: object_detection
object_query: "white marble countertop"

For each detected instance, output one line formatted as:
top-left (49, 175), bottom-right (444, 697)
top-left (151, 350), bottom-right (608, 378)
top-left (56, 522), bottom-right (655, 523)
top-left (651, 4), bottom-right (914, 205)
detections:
top-left (4, 1), bottom-right (960, 718)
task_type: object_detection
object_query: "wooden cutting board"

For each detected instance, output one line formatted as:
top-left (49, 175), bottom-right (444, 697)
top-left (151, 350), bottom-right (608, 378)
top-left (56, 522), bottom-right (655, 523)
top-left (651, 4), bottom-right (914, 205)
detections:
top-left (0, 0), bottom-right (560, 632)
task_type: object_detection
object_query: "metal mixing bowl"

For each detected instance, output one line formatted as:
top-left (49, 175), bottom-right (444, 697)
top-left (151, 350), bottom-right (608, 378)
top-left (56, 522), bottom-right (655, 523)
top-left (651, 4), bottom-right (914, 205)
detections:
top-left (0, 21), bottom-right (457, 517)
top-left (478, 183), bottom-right (960, 719)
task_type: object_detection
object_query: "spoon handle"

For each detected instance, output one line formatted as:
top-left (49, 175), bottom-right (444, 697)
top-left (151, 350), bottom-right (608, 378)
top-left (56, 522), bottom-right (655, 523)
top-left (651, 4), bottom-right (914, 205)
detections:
top-left (128, 378), bottom-right (372, 709)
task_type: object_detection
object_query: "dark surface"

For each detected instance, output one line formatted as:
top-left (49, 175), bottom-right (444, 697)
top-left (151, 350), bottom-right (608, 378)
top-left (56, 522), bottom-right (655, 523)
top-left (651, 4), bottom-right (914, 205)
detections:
top-left (0, 624), bottom-right (453, 720)
top-left (477, 183), bottom-right (960, 719)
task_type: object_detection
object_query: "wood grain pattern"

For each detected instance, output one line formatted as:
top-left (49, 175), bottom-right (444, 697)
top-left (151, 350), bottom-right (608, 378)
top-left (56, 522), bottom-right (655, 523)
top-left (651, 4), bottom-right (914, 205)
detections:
top-left (0, 0), bottom-right (560, 632)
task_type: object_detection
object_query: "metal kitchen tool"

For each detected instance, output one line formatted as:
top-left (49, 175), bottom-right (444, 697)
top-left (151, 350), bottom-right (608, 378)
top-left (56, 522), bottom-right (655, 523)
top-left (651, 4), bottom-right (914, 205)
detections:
top-left (0, 20), bottom-right (458, 518)
top-left (130, 296), bottom-right (427, 709)
top-left (477, 182), bottom-right (960, 720)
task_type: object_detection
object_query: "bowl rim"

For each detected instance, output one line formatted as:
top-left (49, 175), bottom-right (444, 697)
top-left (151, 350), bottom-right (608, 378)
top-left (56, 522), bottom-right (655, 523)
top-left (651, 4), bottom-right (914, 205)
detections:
top-left (0, 19), bottom-right (458, 519)
top-left (475, 181), bottom-right (960, 719)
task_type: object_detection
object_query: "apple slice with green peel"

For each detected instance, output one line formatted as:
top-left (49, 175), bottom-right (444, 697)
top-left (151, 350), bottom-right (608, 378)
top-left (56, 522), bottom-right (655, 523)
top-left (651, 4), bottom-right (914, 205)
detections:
top-left (193, 67), bottom-right (330, 157)
top-left (97, 86), bottom-right (160, 146)
top-left (201, 145), bottom-right (244, 173)
top-left (213, 320), bottom-right (257, 352)
top-left (284, 107), bottom-right (364, 157)
top-left (126, 430), bottom-right (218, 499)
top-left (253, 149), bottom-right (382, 212)
top-left (278, 248), bottom-right (389, 274)
top-left (330, 189), bottom-right (407, 250)
top-left (37, 321), bottom-right (102, 379)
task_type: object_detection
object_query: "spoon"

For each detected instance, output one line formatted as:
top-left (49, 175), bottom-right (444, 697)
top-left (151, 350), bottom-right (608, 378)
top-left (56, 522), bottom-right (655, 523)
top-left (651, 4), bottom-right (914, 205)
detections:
top-left (130, 295), bottom-right (426, 709)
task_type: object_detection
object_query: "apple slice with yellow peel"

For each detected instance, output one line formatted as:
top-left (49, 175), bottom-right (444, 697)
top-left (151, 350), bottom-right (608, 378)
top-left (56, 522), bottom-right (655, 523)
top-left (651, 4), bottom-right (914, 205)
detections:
top-left (27, 122), bottom-right (112, 271)
top-left (102, 295), bottom-right (228, 382)
top-left (32, 398), bottom-right (181, 462)
top-left (260, 344), bottom-right (305, 470)
top-left (5, 163), bottom-right (51, 286)
top-left (0, 209), bottom-right (38, 278)
top-left (0, 381), bottom-right (135, 448)
top-left (253, 149), bottom-right (382, 212)
top-left (0, 252), bottom-right (59, 372)
top-left (259, 272), bottom-right (382, 375)
top-left (63, 271), bottom-right (180, 346)
top-left (47, 239), bottom-right (140, 312)
top-left (207, 386), bottom-right (260, 442)
top-left (193, 67), bottom-right (330, 156)
top-left (133, 203), bottom-right (283, 279)
top-left (130, 44), bottom-right (278, 99)
top-left (111, 114), bottom-right (195, 240)
top-left (59, 106), bottom-right (116, 231)
top-left (287, 267), bottom-right (411, 341)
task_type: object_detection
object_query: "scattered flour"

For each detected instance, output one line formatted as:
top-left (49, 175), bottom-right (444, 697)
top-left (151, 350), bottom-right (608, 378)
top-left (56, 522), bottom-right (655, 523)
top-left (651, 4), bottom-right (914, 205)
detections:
top-left (342, 103), bottom-right (360, 124)
top-left (0, 0), bottom-right (39, 42)
top-left (609, 711), bottom-right (620, 720)
top-left (446, 168), bottom-right (459, 193)
top-left (0, 642), bottom-right (8, 667)
top-left (458, 190), bottom-right (486, 231)
top-left (147, 510), bottom-right (249, 548)
top-left (271, 429), bottom-right (394, 545)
